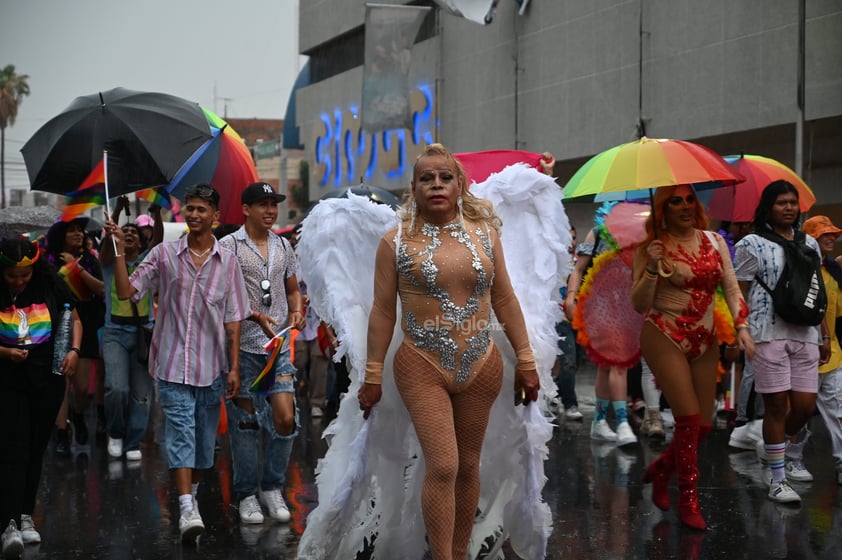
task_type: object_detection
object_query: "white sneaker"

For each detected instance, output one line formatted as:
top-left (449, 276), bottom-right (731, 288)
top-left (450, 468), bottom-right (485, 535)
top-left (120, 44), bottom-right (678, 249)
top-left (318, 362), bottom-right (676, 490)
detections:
top-left (1, 520), bottom-right (23, 558)
top-left (768, 479), bottom-right (801, 503)
top-left (728, 424), bottom-right (759, 450)
top-left (755, 439), bottom-right (768, 464)
top-left (615, 422), bottom-right (638, 447)
top-left (310, 406), bottom-right (324, 418)
top-left (125, 449), bottom-right (142, 462)
top-left (179, 506), bottom-right (205, 543)
top-left (564, 406), bottom-right (584, 421)
top-left (19, 514), bottom-right (40, 544)
top-left (590, 419), bottom-right (617, 442)
top-left (107, 437), bottom-right (123, 458)
top-left (238, 495), bottom-right (265, 525)
top-left (258, 488), bottom-right (291, 523)
top-left (784, 460), bottom-right (813, 482)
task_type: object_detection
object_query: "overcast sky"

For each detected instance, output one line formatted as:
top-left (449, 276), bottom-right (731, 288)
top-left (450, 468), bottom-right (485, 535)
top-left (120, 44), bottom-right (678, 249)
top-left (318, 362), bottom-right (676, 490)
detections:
top-left (0, 0), bottom-right (305, 193)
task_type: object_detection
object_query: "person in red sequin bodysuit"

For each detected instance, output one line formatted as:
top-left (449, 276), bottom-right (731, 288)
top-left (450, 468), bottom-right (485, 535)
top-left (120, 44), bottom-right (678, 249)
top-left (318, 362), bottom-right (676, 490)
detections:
top-left (632, 184), bottom-right (755, 530)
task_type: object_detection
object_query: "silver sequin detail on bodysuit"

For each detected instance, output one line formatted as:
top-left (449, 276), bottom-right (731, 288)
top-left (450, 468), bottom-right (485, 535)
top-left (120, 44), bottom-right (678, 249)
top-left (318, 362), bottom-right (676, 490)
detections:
top-left (398, 221), bottom-right (494, 382)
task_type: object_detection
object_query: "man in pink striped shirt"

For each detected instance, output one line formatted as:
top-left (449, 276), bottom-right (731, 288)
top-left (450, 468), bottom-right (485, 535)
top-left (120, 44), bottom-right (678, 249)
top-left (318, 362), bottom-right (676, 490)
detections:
top-left (109, 184), bottom-right (268, 544)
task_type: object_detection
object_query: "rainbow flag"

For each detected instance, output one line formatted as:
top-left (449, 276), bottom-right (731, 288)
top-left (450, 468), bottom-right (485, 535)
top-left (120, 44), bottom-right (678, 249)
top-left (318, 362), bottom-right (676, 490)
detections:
top-left (135, 187), bottom-right (173, 209)
top-left (0, 303), bottom-right (52, 346)
top-left (249, 327), bottom-right (292, 394)
top-left (61, 158), bottom-right (106, 221)
top-left (59, 260), bottom-right (92, 301)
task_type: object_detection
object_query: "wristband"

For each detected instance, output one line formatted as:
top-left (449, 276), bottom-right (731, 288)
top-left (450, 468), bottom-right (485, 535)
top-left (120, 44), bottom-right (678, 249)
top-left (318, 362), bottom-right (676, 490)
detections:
top-left (69, 347), bottom-right (81, 356)
top-left (644, 268), bottom-right (658, 279)
top-left (365, 361), bottom-right (384, 385)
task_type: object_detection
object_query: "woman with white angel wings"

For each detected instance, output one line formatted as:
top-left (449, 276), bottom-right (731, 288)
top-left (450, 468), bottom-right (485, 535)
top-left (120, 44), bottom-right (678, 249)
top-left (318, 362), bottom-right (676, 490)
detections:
top-left (296, 144), bottom-right (571, 560)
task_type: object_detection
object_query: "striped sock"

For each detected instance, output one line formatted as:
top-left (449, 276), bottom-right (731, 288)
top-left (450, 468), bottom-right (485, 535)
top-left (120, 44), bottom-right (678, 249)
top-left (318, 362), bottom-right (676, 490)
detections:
top-left (595, 398), bottom-right (610, 423)
top-left (612, 401), bottom-right (629, 425)
top-left (766, 442), bottom-right (787, 483)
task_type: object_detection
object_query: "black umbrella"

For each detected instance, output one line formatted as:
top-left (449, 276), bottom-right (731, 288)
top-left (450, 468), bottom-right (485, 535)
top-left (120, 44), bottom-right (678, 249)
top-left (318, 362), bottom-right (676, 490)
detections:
top-left (318, 185), bottom-right (403, 208)
top-left (21, 87), bottom-right (211, 197)
top-left (302, 184), bottom-right (403, 219)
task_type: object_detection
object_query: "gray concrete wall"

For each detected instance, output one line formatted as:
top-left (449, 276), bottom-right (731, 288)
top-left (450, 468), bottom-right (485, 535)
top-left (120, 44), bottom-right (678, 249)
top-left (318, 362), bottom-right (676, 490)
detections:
top-left (295, 0), bottom-right (842, 207)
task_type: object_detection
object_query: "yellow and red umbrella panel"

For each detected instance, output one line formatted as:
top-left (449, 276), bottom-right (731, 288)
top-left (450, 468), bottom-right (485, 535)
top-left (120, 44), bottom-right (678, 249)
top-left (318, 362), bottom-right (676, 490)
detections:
top-left (166, 108), bottom-right (259, 225)
top-left (706, 154), bottom-right (815, 223)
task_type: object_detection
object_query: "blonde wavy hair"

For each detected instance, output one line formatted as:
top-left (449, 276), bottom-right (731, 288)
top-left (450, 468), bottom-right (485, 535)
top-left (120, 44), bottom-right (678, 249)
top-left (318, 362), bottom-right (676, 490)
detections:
top-left (398, 143), bottom-right (502, 235)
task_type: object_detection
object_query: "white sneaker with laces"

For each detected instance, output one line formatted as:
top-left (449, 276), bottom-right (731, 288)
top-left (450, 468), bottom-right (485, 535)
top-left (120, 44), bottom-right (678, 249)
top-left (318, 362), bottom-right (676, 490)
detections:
top-left (179, 507), bottom-right (205, 542)
top-left (258, 488), bottom-right (291, 523)
top-left (125, 449), bottom-right (142, 462)
top-left (19, 514), bottom-right (40, 544)
top-left (1, 520), bottom-right (24, 558)
top-left (107, 437), bottom-right (123, 458)
top-left (615, 422), bottom-right (638, 447)
top-left (784, 460), bottom-right (813, 482)
top-left (590, 419), bottom-right (617, 442)
top-left (768, 479), bottom-right (801, 503)
top-left (239, 495), bottom-right (265, 525)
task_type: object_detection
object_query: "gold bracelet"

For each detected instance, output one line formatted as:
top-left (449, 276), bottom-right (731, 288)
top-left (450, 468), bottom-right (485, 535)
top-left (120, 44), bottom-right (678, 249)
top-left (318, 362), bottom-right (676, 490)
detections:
top-left (643, 269), bottom-right (658, 279)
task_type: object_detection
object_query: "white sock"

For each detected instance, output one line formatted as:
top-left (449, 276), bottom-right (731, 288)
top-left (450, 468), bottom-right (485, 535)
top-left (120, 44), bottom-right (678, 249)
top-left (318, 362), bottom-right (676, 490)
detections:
top-left (179, 494), bottom-right (194, 515)
top-left (191, 483), bottom-right (199, 500)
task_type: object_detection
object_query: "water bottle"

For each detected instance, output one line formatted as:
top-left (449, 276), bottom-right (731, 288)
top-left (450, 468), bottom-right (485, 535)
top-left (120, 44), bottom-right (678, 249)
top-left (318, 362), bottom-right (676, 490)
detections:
top-left (52, 303), bottom-right (73, 375)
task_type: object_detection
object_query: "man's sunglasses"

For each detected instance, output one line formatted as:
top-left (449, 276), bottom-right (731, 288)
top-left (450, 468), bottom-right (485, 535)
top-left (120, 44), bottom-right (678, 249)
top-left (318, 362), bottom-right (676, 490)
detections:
top-left (261, 279), bottom-right (271, 307)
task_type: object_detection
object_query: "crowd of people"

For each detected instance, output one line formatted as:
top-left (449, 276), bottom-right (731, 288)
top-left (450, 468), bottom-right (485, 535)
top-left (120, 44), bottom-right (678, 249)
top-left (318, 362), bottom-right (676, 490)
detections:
top-left (2, 142), bottom-right (842, 559)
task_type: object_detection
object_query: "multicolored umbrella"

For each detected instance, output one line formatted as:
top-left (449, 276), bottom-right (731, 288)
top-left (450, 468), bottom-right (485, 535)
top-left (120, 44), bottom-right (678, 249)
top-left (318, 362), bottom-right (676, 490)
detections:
top-left (562, 137), bottom-right (744, 200)
top-left (706, 154), bottom-right (815, 223)
top-left (166, 108), bottom-right (259, 225)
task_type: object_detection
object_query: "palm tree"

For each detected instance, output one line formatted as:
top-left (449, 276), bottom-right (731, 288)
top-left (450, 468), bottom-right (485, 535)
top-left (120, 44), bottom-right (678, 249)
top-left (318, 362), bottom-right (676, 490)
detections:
top-left (0, 65), bottom-right (31, 209)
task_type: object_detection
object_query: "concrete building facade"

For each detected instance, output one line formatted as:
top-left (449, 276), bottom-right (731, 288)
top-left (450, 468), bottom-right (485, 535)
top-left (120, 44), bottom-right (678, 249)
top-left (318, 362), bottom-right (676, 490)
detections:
top-left (293, 0), bottom-right (841, 232)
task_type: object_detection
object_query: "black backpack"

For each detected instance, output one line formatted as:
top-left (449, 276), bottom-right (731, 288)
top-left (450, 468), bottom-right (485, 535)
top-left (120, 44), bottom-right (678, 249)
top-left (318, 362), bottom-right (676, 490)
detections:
top-left (754, 228), bottom-right (827, 326)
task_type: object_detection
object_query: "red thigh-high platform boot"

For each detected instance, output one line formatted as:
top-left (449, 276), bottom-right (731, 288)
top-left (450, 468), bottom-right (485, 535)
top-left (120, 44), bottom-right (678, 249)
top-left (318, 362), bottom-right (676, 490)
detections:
top-left (674, 414), bottom-right (706, 530)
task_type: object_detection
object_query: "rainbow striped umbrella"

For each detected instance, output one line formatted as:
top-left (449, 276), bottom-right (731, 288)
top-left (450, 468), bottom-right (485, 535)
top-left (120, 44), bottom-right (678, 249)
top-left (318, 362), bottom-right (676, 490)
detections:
top-left (166, 108), bottom-right (259, 225)
top-left (706, 154), bottom-right (815, 223)
top-left (562, 137), bottom-right (743, 200)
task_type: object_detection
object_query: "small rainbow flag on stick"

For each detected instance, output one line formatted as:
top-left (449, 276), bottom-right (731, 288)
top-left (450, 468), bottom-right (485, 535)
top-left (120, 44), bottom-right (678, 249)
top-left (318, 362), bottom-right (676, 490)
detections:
top-left (61, 158), bottom-right (106, 221)
top-left (249, 326), bottom-right (293, 394)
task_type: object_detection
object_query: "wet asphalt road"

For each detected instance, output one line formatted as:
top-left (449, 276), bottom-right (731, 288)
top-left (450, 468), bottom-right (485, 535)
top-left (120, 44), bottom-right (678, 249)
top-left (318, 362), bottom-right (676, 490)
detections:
top-left (19, 363), bottom-right (842, 559)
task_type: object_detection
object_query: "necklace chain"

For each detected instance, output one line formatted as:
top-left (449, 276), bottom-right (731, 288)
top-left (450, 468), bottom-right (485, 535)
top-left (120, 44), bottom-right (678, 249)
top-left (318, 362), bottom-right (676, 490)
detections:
top-left (188, 247), bottom-right (211, 259)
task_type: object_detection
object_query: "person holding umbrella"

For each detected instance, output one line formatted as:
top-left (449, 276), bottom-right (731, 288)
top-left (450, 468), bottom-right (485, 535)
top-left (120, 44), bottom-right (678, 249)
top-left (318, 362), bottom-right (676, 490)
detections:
top-left (632, 184), bottom-right (754, 530)
top-left (107, 184), bottom-right (262, 543)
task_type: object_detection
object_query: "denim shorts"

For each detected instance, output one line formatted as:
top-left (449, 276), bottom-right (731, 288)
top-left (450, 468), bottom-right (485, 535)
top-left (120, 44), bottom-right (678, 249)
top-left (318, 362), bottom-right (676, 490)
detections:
top-left (238, 348), bottom-right (297, 398)
top-left (157, 376), bottom-right (224, 469)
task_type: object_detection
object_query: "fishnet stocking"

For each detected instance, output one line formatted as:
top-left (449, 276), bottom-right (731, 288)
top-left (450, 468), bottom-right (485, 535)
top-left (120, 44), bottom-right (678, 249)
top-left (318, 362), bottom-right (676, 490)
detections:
top-left (394, 343), bottom-right (504, 560)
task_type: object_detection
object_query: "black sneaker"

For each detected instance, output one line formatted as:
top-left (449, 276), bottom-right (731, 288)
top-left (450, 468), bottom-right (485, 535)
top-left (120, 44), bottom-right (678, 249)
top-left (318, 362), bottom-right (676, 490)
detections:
top-left (55, 428), bottom-right (71, 457)
top-left (71, 412), bottom-right (89, 445)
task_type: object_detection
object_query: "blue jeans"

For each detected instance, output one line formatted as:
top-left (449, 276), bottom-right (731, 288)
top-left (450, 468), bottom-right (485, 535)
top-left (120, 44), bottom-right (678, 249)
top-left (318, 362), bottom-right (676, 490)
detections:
top-left (227, 350), bottom-right (298, 500)
top-left (555, 321), bottom-right (579, 409)
top-left (101, 327), bottom-right (153, 452)
top-left (157, 377), bottom-right (223, 470)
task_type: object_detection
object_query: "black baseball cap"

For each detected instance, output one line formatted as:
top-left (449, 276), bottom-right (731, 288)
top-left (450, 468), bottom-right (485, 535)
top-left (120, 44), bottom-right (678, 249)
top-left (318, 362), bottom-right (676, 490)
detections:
top-left (242, 182), bottom-right (286, 205)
